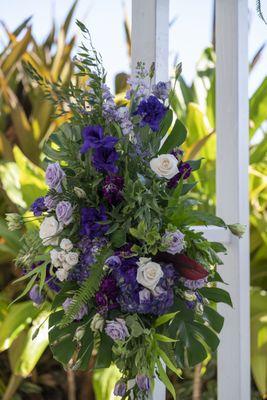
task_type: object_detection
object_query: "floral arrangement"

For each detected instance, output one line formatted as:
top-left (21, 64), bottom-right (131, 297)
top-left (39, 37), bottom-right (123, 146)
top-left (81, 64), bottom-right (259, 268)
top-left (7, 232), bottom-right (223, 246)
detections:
top-left (7, 23), bottom-right (244, 399)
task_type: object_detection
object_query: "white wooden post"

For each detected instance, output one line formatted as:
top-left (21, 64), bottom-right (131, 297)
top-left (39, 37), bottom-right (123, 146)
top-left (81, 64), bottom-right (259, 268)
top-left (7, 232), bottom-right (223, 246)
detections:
top-left (132, 1), bottom-right (169, 399)
top-left (216, 1), bottom-right (250, 400)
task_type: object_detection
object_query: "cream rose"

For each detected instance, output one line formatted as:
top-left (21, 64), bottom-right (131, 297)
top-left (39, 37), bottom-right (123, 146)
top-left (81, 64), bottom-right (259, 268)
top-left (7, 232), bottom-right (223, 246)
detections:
top-left (150, 154), bottom-right (178, 179)
top-left (39, 216), bottom-right (62, 246)
top-left (50, 249), bottom-right (61, 267)
top-left (136, 258), bottom-right (164, 291)
top-left (56, 268), bottom-right (69, 282)
top-left (60, 238), bottom-right (73, 251)
top-left (65, 252), bottom-right (79, 267)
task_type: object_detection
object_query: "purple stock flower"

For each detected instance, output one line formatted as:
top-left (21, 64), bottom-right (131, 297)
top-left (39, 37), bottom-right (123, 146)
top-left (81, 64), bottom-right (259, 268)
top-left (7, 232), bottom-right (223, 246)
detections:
top-left (152, 81), bottom-right (171, 101)
top-left (114, 380), bottom-right (127, 397)
top-left (80, 205), bottom-right (109, 239)
top-left (134, 95), bottom-right (167, 131)
top-left (136, 374), bottom-right (150, 392)
top-left (30, 197), bottom-right (47, 216)
top-left (92, 146), bottom-right (119, 174)
top-left (105, 318), bottom-right (129, 341)
top-left (62, 297), bottom-right (88, 320)
top-left (56, 201), bottom-right (73, 225)
top-left (80, 125), bottom-right (118, 154)
top-left (162, 230), bottom-right (185, 255)
top-left (45, 162), bottom-right (65, 192)
top-left (29, 284), bottom-right (44, 305)
top-left (102, 176), bottom-right (124, 205)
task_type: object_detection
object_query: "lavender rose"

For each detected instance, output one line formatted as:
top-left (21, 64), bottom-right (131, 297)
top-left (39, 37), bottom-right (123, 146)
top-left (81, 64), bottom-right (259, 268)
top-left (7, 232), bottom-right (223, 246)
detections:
top-left (56, 201), bottom-right (73, 225)
top-left (105, 318), bottom-right (129, 341)
top-left (162, 229), bottom-right (185, 255)
top-left (45, 162), bottom-right (65, 191)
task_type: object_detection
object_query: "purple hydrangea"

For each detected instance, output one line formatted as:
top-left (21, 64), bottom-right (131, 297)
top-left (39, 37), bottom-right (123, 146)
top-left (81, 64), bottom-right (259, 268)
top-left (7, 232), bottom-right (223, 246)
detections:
top-left (113, 257), bottom-right (177, 315)
top-left (134, 95), bottom-right (167, 131)
top-left (56, 201), bottom-right (73, 225)
top-left (102, 176), bottom-right (124, 205)
top-left (92, 146), bottom-right (119, 174)
top-left (29, 284), bottom-right (44, 305)
top-left (45, 162), bottom-right (65, 192)
top-left (105, 318), bottom-right (129, 341)
top-left (95, 275), bottom-right (119, 312)
top-left (30, 197), bottom-right (47, 216)
top-left (136, 374), bottom-right (150, 392)
top-left (62, 297), bottom-right (88, 321)
top-left (80, 205), bottom-right (109, 239)
top-left (152, 81), bottom-right (171, 101)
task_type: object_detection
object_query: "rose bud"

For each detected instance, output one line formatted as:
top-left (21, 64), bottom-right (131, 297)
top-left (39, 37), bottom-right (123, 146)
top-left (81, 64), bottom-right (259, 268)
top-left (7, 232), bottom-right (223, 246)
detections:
top-left (155, 253), bottom-right (209, 281)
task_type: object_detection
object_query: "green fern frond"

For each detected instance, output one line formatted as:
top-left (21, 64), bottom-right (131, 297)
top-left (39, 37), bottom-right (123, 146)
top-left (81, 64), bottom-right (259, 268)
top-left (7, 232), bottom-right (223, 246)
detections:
top-left (60, 247), bottom-right (112, 326)
top-left (256, 0), bottom-right (267, 24)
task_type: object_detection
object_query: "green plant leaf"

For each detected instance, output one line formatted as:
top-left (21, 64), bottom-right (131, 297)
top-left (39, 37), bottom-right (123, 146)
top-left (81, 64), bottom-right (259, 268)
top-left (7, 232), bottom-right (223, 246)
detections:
top-left (159, 119), bottom-right (187, 154)
top-left (199, 287), bottom-right (233, 307)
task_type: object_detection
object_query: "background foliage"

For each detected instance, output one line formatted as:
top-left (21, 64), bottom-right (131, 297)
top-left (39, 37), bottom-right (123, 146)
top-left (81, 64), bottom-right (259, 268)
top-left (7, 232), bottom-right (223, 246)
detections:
top-left (0, 2), bottom-right (266, 399)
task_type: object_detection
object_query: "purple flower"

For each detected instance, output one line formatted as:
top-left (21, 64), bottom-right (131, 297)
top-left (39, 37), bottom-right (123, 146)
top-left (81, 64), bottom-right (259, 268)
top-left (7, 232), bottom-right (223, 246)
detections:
top-left (44, 195), bottom-right (57, 211)
top-left (92, 146), bottom-right (119, 174)
top-left (114, 380), bottom-right (127, 397)
top-left (80, 125), bottom-right (104, 153)
top-left (180, 277), bottom-right (208, 290)
top-left (56, 201), bottom-right (73, 225)
top-left (105, 318), bottom-right (129, 341)
top-left (62, 297), bottom-right (88, 320)
top-left (29, 284), bottom-right (44, 305)
top-left (134, 95), bottom-right (167, 131)
top-left (80, 205), bottom-right (109, 239)
top-left (136, 374), bottom-right (150, 392)
top-left (30, 197), bottom-right (47, 216)
top-left (80, 125), bottom-right (118, 154)
top-left (45, 162), bottom-right (65, 192)
top-left (167, 162), bottom-right (192, 189)
top-left (162, 230), bottom-right (185, 255)
top-left (102, 176), bottom-right (124, 205)
top-left (152, 81), bottom-right (171, 101)
top-left (105, 255), bottom-right (121, 269)
top-left (95, 275), bottom-right (119, 312)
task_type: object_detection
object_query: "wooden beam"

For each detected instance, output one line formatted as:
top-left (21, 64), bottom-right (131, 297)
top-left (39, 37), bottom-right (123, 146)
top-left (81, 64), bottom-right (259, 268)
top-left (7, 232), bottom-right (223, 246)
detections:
top-left (216, 1), bottom-right (250, 399)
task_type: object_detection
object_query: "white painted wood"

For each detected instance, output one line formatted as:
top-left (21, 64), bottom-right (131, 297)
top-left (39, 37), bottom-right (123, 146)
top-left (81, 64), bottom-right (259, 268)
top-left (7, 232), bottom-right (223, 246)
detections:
top-left (192, 226), bottom-right (231, 244)
top-left (131, 2), bottom-right (169, 399)
top-left (131, 0), bottom-right (169, 82)
top-left (216, 1), bottom-right (250, 400)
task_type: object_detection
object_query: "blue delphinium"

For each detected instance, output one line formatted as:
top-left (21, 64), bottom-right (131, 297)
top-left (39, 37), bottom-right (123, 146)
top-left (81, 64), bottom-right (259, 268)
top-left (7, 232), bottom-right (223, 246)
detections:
top-left (152, 81), bottom-right (171, 101)
top-left (80, 205), bottom-right (109, 239)
top-left (30, 197), bottom-right (47, 216)
top-left (92, 146), bottom-right (119, 174)
top-left (134, 95), bottom-right (167, 131)
top-left (80, 125), bottom-right (118, 153)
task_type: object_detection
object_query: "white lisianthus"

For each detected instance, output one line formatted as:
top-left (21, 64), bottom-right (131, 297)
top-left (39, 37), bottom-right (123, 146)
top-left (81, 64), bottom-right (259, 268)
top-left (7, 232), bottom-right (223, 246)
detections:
top-left (65, 252), bottom-right (79, 266)
top-left (60, 238), bottom-right (73, 251)
top-left (136, 258), bottom-right (164, 291)
top-left (56, 268), bottom-right (69, 282)
top-left (150, 154), bottom-right (178, 179)
top-left (90, 313), bottom-right (105, 333)
top-left (39, 216), bottom-right (62, 246)
top-left (50, 249), bottom-right (61, 267)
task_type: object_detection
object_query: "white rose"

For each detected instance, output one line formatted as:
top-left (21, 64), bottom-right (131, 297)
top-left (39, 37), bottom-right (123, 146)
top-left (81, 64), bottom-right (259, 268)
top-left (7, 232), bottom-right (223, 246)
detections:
top-left (39, 216), bottom-right (62, 246)
top-left (50, 249), bottom-right (61, 267)
top-left (136, 258), bottom-right (164, 291)
top-left (56, 268), bottom-right (69, 282)
top-left (150, 154), bottom-right (178, 179)
top-left (62, 262), bottom-right (73, 271)
top-left (60, 238), bottom-right (73, 251)
top-left (65, 252), bottom-right (79, 266)
top-left (57, 250), bottom-right (67, 263)
top-left (90, 313), bottom-right (105, 333)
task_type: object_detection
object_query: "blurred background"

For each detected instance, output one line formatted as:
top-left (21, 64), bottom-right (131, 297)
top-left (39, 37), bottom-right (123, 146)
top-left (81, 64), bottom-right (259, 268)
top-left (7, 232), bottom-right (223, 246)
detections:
top-left (0, 1), bottom-right (266, 399)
